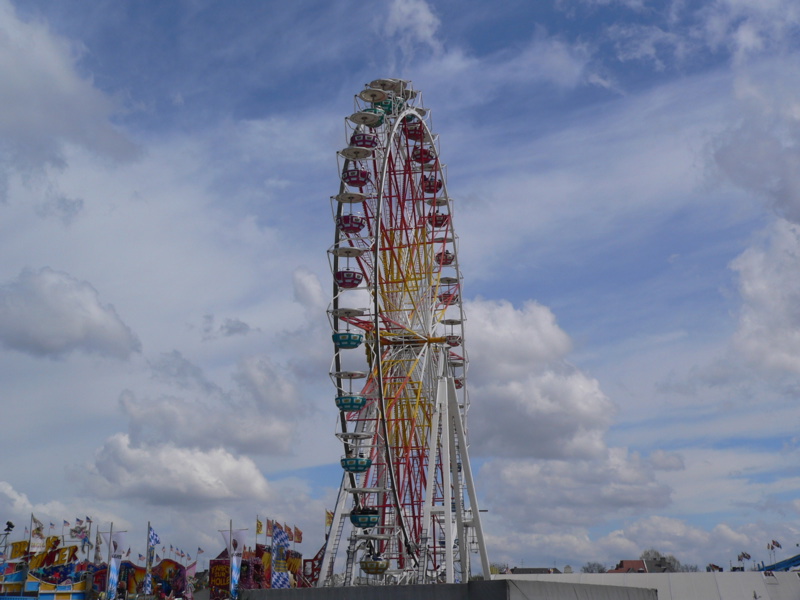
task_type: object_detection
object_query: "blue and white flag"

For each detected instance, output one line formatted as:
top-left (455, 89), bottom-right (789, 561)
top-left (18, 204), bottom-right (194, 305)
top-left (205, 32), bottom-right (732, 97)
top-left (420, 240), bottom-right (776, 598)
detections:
top-left (271, 526), bottom-right (290, 589)
top-left (148, 526), bottom-right (160, 548)
top-left (220, 529), bottom-right (248, 600)
top-left (103, 530), bottom-right (127, 600)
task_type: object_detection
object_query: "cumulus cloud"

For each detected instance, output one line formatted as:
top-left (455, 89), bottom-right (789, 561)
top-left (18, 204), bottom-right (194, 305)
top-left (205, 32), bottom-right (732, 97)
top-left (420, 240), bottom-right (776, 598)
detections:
top-left (466, 298), bottom-right (572, 380)
top-left (0, 0), bottom-right (137, 198)
top-left (713, 95), bottom-right (800, 224)
top-left (80, 433), bottom-right (273, 506)
top-left (465, 298), bottom-right (612, 459)
top-left (0, 267), bottom-right (141, 359)
top-left (471, 370), bottom-right (613, 459)
top-left (706, 55), bottom-right (800, 378)
top-left (488, 513), bottom-right (788, 568)
top-left (481, 448), bottom-right (671, 531)
top-left (233, 355), bottom-right (304, 417)
top-left (461, 297), bottom-right (675, 538)
top-left (730, 220), bottom-right (800, 372)
top-left (0, 481), bottom-right (33, 515)
top-left (123, 352), bottom-right (302, 455)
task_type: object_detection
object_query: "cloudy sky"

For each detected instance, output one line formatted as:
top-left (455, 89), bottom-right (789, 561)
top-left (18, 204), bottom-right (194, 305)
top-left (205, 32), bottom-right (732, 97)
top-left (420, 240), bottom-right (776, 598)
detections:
top-left (2, 0), bottom-right (800, 573)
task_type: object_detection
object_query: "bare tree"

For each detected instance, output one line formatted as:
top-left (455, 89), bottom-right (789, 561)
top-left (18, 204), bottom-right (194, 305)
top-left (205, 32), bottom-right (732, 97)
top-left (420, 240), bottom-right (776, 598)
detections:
top-left (640, 548), bottom-right (699, 572)
top-left (581, 561), bottom-right (607, 573)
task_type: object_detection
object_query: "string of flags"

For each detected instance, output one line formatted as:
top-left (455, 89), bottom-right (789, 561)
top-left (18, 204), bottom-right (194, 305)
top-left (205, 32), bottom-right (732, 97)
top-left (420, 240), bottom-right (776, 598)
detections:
top-left (256, 518), bottom-right (303, 543)
top-left (768, 540), bottom-right (782, 550)
top-left (13, 517), bottom-right (203, 570)
top-left (14, 513), bottom-right (326, 564)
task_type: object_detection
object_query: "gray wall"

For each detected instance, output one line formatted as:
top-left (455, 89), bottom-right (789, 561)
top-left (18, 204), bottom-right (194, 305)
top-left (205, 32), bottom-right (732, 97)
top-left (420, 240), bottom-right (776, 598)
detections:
top-left (498, 572), bottom-right (800, 600)
top-left (239, 579), bottom-right (657, 600)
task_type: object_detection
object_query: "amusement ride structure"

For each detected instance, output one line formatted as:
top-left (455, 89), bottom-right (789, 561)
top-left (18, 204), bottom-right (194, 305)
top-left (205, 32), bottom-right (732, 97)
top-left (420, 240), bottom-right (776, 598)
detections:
top-left (318, 79), bottom-right (490, 586)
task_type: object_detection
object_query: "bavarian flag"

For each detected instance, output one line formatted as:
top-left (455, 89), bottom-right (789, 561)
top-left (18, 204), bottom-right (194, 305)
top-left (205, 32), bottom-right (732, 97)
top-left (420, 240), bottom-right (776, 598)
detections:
top-left (271, 526), bottom-right (290, 589)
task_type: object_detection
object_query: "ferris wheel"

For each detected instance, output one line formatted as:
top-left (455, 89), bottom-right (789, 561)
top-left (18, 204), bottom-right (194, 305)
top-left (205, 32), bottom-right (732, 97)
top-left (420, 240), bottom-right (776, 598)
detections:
top-left (319, 79), bottom-right (490, 586)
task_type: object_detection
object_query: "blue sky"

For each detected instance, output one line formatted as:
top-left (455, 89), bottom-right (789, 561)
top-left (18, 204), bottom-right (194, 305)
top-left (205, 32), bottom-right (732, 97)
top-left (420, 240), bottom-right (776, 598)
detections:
top-left (1, 0), bottom-right (800, 573)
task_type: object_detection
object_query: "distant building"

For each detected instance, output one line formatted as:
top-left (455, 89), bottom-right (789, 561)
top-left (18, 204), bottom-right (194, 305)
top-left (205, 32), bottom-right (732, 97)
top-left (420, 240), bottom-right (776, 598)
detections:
top-left (608, 558), bottom-right (675, 573)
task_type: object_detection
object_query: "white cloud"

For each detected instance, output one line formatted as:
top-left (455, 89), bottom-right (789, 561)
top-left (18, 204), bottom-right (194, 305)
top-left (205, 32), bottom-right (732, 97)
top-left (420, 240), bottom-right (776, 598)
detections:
top-left (202, 315), bottom-right (256, 341)
top-left (0, 481), bottom-right (34, 515)
top-left (121, 391), bottom-right (296, 456)
top-left (713, 97), bottom-right (800, 223)
top-left (481, 449), bottom-right (671, 532)
top-left (466, 298), bottom-right (572, 379)
top-left (80, 433), bottom-right (273, 506)
top-left (730, 220), bottom-right (800, 372)
top-left (0, 0), bottom-right (137, 196)
top-left (293, 267), bottom-right (326, 316)
top-left (606, 24), bottom-right (687, 70)
top-left (412, 31), bottom-right (593, 109)
top-left (471, 370), bottom-right (613, 459)
top-left (0, 267), bottom-right (141, 359)
top-left (121, 351), bottom-right (304, 456)
top-left (462, 296), bottom-right (674, 543)
top-left (464, 298), bottom-right (613, 459)
top-left (382, 0), bottom-right (442, 71)
top-left (698, 1), bottom-right (800, 62)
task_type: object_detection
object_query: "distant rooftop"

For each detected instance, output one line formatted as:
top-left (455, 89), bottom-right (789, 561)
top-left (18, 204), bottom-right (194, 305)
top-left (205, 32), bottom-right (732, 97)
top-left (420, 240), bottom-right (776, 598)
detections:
top-left (509, 567), bottom-right (562, 575)
top-left (608, 558), bottom-right (675, 573)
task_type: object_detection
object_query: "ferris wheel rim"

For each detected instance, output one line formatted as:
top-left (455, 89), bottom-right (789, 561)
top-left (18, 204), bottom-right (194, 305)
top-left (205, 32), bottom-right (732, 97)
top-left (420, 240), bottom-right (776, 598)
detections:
top-left (326, 82), bottom-right (471, 581)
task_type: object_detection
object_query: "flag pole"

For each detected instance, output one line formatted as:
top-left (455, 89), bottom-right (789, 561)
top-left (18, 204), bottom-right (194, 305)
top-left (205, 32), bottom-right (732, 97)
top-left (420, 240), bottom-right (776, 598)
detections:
top-left (27, 514), bottom-right (32, 558)
top-left (229, 519), bottom-right (232, 598)
top-left (107, 522), bottom-right (113, 566)
top-left (88, 519), bottom-right (93, 559)
top-left (105, 522), bottom-right (113, 599)
top-left (145, 522), bottom-right (154, 596)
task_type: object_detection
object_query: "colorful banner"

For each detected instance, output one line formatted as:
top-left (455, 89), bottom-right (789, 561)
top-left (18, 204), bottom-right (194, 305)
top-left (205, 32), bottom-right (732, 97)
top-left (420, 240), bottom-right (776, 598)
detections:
top-left (209, 559), bottom-right (229, 600)
top-left (28, 544), bottom-right (79, 569)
